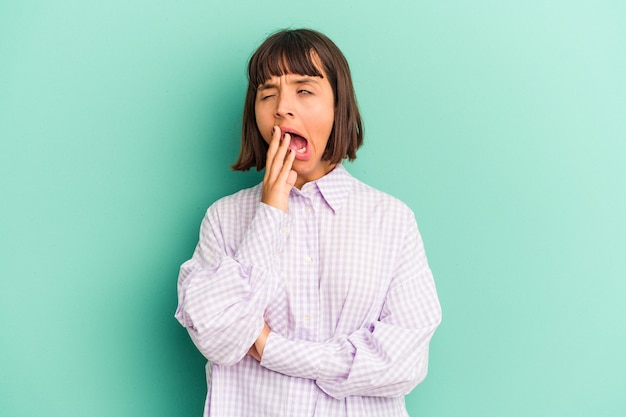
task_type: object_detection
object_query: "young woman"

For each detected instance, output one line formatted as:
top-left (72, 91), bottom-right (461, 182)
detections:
top-left (176, 28), bottom-right (441, 417)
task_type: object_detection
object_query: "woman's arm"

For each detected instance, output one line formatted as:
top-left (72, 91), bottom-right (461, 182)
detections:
top-left (175, 201), bottom-right (290, 366)
top-left (257, 217), bottom-right (442, 399)
top-left (177, 125), bottom-right (297, 365)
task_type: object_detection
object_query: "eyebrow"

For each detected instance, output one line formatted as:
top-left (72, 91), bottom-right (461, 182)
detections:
top-left (258, 76), bottom-right (322, 91)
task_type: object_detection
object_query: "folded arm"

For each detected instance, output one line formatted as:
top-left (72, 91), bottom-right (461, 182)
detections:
top-left (258, 217), bottom-right (442, 399)
top-left (175, 202), bottom-right (290, 365)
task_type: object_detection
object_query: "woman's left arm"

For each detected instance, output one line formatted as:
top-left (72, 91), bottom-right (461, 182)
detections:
top-left (258, 218), bottom-right (442, 399)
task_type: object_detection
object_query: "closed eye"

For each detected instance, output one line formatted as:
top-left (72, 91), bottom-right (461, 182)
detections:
top-left (298, 89), bottom-right (312, 95)
top-left (260, 94), bottom-right (276, 101)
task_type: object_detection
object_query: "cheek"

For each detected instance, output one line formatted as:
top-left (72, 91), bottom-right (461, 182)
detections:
top-left (322, 107), bottom-right (335, 135)
top-left (322, 96), bottom-right (335, 127)
top-left (254, 110), bottom-right (270, 143)
top-left (310, 100), bottom-right (334, 131)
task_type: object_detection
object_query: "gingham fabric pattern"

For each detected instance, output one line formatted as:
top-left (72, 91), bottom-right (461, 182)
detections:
top-left (176, 164), bottom-right (441, 417)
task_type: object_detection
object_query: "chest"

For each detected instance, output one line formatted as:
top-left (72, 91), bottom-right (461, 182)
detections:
top-left (268, 197), bottom-right (403, 341)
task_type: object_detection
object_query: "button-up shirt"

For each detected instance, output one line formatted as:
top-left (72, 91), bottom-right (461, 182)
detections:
top-left (175, 164), bottom-right (441, 416)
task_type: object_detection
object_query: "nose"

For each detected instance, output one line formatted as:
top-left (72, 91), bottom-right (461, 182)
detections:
top-left (275, 92), bottom-right (294, 119)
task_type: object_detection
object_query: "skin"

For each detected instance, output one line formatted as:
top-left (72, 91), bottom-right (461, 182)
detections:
top-left (247, 68), bottom-right (336, 360)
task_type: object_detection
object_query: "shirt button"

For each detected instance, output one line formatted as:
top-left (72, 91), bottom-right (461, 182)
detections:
top-left (282, 226), bottom-right (289, 234)
top-left (304, 314), bottom-right (311, 322)
top-left (305, 206), bottom-right (311, 213)
top-left (304, 256), bottom-right (312, 264)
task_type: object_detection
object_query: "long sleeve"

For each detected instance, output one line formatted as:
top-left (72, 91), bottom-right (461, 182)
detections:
top-left (259, 214), bottom-right (442, 399)
top-left (175, 199), bottom-right (291, 366)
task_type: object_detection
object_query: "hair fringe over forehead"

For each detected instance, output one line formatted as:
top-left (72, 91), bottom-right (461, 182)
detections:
top-left (248, 31), bottom-right (327, 88)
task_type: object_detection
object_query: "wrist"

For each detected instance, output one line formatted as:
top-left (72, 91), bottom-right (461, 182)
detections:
top-left (261, 194), bottom-right (289, 213)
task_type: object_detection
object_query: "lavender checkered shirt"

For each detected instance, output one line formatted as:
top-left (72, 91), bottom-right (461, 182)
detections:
top-left (175, 164), bottom-right (442, 416)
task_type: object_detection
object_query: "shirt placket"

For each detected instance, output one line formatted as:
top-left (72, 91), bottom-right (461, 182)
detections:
top-left (297, 185), bottom-right (321, 343)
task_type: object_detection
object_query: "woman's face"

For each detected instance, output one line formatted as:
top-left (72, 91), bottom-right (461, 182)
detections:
top-left (255, 67), bottom-right (335, 188)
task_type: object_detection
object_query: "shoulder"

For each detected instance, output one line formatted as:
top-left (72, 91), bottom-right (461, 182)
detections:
top-left (197, 183), bottom-right (263, 245)
top-left (322, 165), bottom-right (414, 220)
top-left (209, 184), bottom-right (261, 210)
top-left (337, 170), bottom-right (422, 251)
top-left (347, 173), bottom-right (415, 220)
top-left (205, 183), bottom-right (263, 220)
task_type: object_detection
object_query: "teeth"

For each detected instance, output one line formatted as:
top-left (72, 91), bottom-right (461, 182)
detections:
top-left (297, 146), bottom-right (306, 153)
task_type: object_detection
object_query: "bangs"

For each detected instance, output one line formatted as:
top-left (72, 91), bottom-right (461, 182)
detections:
top-left (249, 32), bottom-right (325, 88)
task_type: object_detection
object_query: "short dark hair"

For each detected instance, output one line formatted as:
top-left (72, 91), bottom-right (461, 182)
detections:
top-left (232, 29), bottom-right (363, 171)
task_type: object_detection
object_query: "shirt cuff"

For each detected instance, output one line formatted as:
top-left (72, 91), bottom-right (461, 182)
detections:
top-left (260, 332), bottom-right (324, 380)
top-left (260, 331), bottom-right (354, 383)
top-left (235, 203), bottom-right (291, 270)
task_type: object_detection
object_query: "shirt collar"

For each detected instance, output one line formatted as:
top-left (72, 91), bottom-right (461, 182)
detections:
top-left (313, 164), bottom-right (354, 213)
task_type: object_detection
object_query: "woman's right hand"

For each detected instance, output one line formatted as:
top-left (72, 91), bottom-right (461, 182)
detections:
top-left (261, 126), bottom-right (297, 212)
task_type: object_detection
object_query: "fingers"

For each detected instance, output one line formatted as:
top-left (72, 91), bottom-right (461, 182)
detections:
top-left (265, 125), bottom-right (282, 165)
top-left (265, 126), bottom-right (283, 168)
top-left (262, 126), bottom-right (297, 212)
top-left (265, 129), bottom-right (293, 182)
top-left (276, 140), bottom-right (296, 183)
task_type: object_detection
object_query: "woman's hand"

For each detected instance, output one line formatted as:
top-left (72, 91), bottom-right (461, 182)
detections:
top-left (247, 345), bottom-right (261, 361)
top-left (247, 322), bottom-right (271, 362)
top-left (261, 126), bottom-right (297, 212)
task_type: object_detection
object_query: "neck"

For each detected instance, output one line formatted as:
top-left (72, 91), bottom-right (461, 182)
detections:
top-left (294, 163), bottom-right (337, 189)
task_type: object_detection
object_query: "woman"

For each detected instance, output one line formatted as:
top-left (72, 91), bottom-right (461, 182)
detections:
top-left (176, 28), bottom-right (441, 417)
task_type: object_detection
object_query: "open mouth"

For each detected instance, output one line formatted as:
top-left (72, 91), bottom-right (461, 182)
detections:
top-left (283, 130), bottom-right (308, 154)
